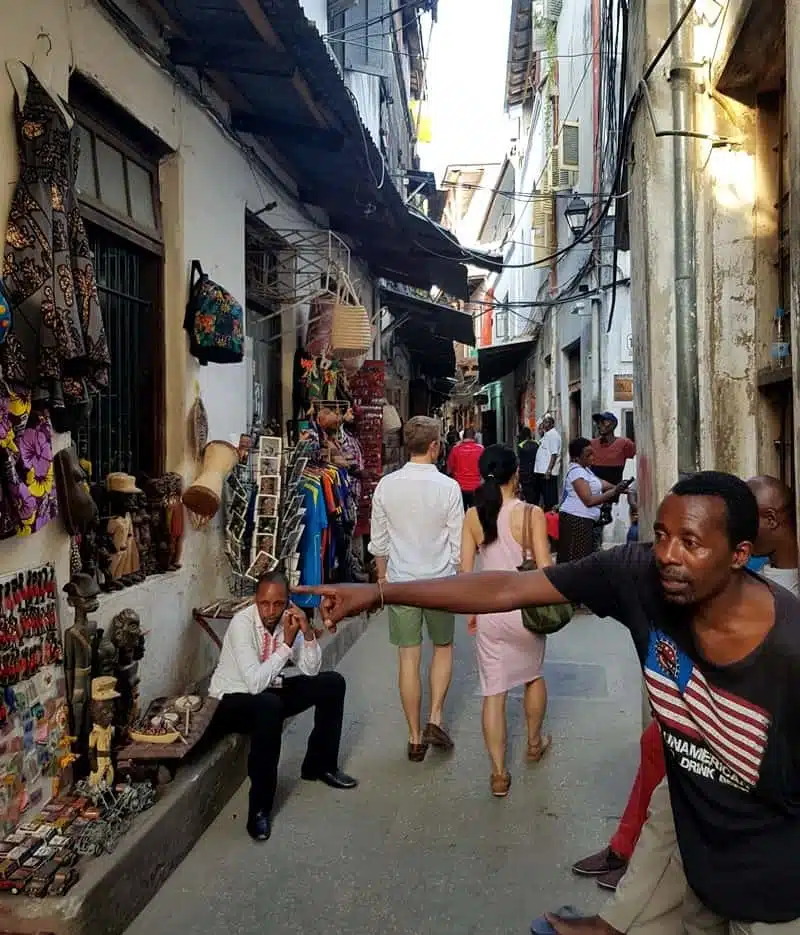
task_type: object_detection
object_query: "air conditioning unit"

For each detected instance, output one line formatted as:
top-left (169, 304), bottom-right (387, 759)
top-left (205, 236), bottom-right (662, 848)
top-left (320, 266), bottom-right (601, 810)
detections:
top-left (545, 0), bottom-right (563, 21)
top-left (560, 121), bottom-right (580, 171)
top-left (549, 146), bottom-right (575, 192)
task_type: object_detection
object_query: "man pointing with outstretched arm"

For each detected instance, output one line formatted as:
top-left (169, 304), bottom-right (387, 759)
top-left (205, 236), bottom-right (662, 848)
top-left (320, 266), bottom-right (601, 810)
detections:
top-left (300, 471), bottom-right (800, 935)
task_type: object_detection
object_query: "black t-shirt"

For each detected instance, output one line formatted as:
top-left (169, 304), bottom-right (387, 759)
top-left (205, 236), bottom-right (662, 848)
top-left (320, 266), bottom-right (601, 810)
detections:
top-left (544, 544), bottom-right (800, 924)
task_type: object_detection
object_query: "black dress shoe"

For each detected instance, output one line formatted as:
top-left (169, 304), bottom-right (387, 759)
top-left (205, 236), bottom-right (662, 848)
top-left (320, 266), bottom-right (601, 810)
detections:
top-left (246, 810), bottom-right (272, 841)
top-left (301, 769), bottom-right (359, 789)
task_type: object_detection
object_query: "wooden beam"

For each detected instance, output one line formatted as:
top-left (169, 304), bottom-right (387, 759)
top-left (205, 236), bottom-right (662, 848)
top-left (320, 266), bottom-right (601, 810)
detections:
top-left (231, 112), bottom-right (345, 150)
top-left (168, 38), bottom-right (294, 77)
top-left (235, 0), bottom-right (334, 128)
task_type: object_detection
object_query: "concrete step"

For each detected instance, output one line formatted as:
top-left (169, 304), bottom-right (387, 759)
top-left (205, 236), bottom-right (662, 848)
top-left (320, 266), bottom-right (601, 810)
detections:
top-left (0, 613), bottom-right (370, 935)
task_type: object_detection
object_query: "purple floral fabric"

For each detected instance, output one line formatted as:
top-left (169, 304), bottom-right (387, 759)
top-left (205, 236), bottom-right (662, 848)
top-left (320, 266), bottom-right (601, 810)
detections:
top-left (0, 391), bottom-right (58, 539)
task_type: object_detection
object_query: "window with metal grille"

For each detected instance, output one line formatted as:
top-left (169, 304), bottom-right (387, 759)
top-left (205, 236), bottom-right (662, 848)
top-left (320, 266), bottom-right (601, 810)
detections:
top-left (76, 229), bottom-right (160, 479)
top-left (70, 75), bottom-right (165, 482)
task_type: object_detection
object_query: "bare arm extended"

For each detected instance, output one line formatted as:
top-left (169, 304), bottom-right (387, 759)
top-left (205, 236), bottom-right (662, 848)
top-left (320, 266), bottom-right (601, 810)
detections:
top-left (297, 569), bottom-right (569, 627)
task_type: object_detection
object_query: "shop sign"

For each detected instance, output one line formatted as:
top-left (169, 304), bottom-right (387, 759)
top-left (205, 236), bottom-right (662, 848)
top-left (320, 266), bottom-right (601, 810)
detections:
top-left (614, 374), bottom-right (633, 402)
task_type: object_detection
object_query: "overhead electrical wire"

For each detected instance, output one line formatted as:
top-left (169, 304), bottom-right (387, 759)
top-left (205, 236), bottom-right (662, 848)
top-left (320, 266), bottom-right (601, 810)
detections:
top-left (322, 0), bottom-right (429, 40)
top-left (412, 0), bottom-right (699, 282)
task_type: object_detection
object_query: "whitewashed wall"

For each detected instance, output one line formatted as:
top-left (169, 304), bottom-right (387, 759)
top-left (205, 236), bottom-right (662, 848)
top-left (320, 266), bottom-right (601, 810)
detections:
top-left (1, 0), bottom-right (329, 703)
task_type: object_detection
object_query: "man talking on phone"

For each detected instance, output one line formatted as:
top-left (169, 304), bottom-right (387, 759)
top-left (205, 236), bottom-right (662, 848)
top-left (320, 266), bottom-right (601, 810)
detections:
top-left (209, 571), bottom-right (357, 842)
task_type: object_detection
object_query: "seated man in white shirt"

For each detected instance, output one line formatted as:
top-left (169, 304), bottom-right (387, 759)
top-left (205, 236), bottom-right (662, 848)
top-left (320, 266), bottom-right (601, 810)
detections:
top-left (209, 571), bottom-right (357, 842)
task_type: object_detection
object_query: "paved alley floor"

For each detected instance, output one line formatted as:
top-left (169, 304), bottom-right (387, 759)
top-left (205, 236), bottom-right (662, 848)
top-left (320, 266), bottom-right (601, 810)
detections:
top-left (125, 612), bottom-right (643, 935)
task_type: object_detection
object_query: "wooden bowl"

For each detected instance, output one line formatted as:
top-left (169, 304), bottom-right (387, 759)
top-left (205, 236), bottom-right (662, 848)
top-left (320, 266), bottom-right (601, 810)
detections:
top-left (128, 729), bottom-right (180, 745)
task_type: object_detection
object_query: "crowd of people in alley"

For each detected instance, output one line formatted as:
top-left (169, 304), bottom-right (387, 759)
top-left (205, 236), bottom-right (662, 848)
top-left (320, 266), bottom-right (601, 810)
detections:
top-left (206, 409), bottom-right (800, 935)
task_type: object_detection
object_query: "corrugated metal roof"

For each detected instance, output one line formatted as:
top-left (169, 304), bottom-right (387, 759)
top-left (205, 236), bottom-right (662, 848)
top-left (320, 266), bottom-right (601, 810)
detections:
top-left (159, 0), bottom-right (501, 299)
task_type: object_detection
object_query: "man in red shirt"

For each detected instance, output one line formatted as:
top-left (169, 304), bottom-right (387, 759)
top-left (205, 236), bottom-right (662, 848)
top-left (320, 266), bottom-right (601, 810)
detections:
top-left (446, 427), bottom-right (484, 510)
top-left (590, 412), bottom-right (636, 484)
top-left (591, 412), bottom-right (636, 545)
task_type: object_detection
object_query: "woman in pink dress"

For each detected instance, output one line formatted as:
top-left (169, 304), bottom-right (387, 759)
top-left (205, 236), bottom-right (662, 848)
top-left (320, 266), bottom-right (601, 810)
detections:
top-left (461, 445), bottom-right (553, 797)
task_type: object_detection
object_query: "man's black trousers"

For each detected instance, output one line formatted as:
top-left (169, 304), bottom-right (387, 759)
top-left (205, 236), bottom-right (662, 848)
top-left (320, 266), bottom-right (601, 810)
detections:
top-left (213, 671), bottom-right (346, 815)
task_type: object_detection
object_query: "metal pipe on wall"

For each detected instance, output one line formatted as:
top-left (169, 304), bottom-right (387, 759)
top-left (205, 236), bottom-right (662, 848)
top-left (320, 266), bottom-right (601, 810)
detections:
top-left (670, 0), bottom-right (700, 475)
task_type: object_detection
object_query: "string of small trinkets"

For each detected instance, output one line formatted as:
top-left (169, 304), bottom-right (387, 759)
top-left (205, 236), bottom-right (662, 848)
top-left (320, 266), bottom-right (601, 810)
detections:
top-left (0, 565), bottom-right (62, 714)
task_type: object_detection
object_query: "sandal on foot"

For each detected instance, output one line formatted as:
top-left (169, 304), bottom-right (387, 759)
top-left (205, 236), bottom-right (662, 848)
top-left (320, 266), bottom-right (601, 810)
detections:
top-left (407, 742), bottom-right (428, 762)
top-left (491, 771), bottom-right (511, 797)
top-left (527, 734), bottom-right (552, 763)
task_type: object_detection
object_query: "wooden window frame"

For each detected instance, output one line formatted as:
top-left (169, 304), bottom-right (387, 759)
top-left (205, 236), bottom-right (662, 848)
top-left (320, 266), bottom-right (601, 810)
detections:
top-left (69, 83), bottom-right (167, 477)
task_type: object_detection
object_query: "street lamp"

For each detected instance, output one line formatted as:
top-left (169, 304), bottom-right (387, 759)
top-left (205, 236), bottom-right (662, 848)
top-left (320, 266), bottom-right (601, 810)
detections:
top-left (564, 194), bottom-right (589, 238)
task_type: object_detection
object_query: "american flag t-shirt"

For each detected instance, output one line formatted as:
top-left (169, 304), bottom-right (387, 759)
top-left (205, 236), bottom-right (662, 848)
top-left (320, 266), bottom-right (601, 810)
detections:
top-left (644, 630), bottom-right (772, 790)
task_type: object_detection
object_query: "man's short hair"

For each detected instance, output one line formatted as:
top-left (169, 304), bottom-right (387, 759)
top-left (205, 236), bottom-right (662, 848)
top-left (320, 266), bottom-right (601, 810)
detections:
top-left (462, 427), bottom-right (476, 440)
top-left (519, 426), bottom-right (532, 441)
top-left (257, 570), bottom-right (289, 594)
top-left (671, 471), bottom-right (758, 547)
top-left (403, 416), bottom-right (441, 455)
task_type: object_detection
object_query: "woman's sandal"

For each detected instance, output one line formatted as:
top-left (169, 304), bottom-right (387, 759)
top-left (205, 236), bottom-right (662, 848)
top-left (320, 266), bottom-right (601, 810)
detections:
top-left (491, 771), bottom-right (512, 797)
top-left (527, 734), bottom-right (553, 763)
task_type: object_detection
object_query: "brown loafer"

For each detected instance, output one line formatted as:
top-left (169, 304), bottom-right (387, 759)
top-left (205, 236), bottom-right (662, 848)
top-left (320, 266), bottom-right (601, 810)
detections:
top-left (491, 771), bottom-right (511, 797)
top-left (422, 722), bottom-right (454, 751)
top-left (407, 742), bottom-right (428, 762)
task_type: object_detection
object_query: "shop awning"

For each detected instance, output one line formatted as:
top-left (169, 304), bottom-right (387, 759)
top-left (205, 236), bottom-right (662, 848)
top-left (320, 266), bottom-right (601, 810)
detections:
top-left (380, 286), bottom-right (476, 347)
top-left (477, 336), bottom-right (536, 385)
top-left (395, 319), bottom-right (456, 380)
top-left (151, 0), bottom-right (501, 299)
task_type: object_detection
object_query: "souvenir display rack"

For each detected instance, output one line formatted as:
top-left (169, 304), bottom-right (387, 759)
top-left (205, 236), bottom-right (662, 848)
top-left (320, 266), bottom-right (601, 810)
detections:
top-left (0, 563), bottom-right (67, 834)
top-left (248, 435), bottom-right (313, 587)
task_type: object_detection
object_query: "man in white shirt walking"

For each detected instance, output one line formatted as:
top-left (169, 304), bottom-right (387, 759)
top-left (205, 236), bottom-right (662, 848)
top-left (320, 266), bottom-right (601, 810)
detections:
top-left (533, 415), bottom-right (563, 510)
top-left (209, 571), bottom-right (357, 842)
top-left (369, 416), bottom-right (464, 762)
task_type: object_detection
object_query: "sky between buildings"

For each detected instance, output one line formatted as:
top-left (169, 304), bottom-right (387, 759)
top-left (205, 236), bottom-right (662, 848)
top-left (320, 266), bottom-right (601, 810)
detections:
top-left (419, 0), bottom-right (513, 181)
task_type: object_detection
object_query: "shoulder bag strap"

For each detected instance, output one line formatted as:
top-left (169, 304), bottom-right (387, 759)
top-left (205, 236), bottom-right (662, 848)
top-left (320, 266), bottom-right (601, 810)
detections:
top-left (521, 503), bottom-right (533, 561)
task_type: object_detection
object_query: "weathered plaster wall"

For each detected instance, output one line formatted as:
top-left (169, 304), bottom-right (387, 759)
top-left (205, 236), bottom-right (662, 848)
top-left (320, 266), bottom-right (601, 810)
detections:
top-left (0, 0), bottom-right (330, 704)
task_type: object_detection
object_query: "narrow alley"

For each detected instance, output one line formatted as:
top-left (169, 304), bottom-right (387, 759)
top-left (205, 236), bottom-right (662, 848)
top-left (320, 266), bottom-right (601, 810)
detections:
top-left (125, 613), bottom-right (642, 935)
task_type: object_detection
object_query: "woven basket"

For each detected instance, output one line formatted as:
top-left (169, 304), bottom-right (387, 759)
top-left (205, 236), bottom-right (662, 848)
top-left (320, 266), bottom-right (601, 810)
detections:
top-left (331, 301), bottom-right (372, 358)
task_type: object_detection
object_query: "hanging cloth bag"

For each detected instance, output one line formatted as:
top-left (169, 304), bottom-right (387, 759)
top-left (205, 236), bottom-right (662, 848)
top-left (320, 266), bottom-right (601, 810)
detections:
top-left (184, 261), bottom-right (245, 365)
top-left (517, 504), bottom-right (574, 635)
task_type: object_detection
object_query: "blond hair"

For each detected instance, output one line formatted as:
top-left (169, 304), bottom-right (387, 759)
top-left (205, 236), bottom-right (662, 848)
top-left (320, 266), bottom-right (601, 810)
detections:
top-left (403, 416), bottom-right (441, 456)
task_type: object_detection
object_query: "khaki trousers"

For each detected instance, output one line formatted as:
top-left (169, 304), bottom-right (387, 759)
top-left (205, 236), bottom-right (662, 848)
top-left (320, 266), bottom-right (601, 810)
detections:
top-left (600, 779), bottom-right (800, 935)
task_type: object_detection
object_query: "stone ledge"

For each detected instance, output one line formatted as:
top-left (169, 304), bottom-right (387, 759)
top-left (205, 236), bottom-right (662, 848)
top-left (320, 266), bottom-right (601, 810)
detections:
top-left (0, 612), bottom-right (370, 935)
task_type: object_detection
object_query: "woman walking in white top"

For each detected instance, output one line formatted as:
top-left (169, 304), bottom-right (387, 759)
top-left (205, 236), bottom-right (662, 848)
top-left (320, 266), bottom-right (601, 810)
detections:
top-left (558, 437), bottom-right (632, 564)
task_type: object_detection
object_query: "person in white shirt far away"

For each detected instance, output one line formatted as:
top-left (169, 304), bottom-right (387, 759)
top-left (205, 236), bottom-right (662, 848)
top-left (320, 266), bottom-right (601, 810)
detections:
top-left (533, 415), bottom-right (563, 511)
top-left (748, 474), bottom-right (799, 595)
top-left (209, 571), bottom-right (357, 842)
top-left (369, 416), bottom-right (464, 762)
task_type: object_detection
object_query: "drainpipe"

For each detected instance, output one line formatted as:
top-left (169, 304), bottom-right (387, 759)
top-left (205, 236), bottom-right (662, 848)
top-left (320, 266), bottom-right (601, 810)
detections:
top-left (670, 0), bottom-right (700, 475)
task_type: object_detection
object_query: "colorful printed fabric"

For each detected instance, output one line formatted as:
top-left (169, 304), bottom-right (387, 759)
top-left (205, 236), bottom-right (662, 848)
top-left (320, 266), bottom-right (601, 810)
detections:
top-left (2, 66), bottom-right (110, 428)
top-left (0, 391), bottom-right (57, 539)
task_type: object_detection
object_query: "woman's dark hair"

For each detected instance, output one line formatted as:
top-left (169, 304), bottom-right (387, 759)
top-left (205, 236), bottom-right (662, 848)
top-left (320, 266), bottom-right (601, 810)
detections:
top-left (568, 437), bottom-right (592, 461)
top-left (474, 445), bottom-right (518, 546)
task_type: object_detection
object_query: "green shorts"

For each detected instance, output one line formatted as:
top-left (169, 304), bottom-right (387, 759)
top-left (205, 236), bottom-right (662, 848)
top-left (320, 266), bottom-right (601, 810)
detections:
top-left (387, 605), bottom-right (455, 648)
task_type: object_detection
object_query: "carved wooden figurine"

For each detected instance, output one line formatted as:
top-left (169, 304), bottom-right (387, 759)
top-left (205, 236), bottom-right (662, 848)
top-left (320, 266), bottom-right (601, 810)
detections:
top-left (88, 677), bottom-right (120, 788)
top-left (63, 573), bottom-right (100, 753)
top-left (106, 474), bottom-right (142, 585)
top-left (109, 608), bottom-right (146, 732)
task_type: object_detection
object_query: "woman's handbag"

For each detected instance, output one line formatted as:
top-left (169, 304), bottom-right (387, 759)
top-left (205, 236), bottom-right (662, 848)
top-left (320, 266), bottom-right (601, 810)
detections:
top-left (517, 504), bottom-right (574, 635)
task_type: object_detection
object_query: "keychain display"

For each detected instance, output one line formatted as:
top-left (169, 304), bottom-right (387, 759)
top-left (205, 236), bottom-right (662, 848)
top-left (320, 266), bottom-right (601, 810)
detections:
top-left (0, 563), bottom-right (67, 833)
